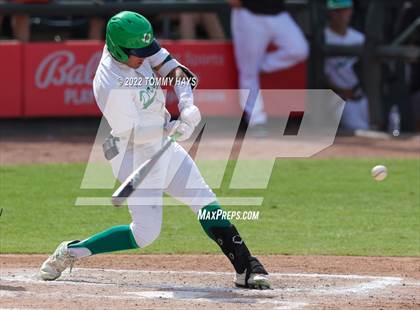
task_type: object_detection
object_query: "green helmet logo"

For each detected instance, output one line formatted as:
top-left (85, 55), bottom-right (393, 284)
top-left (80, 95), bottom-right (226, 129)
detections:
top-left (327, 0), bottom-right (353, 10)
top-left (143, 33), bottom-right (152, 44)
top-left (106, 11), bottom-right (160, 62)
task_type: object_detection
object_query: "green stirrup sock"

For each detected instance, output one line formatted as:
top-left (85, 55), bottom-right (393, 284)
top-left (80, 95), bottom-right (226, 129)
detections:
top-left (199, 201), bottom-right (231, 240)
top-left (68, 225), bottom-right (139, 255)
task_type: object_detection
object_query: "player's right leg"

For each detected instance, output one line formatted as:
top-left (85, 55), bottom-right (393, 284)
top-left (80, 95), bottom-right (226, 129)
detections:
top-left (39, 224), bottom-right (140, 281)
top-left (39, 200), bottom-right (163, 281)
top-left (40, 143), bottom-right (167, 281)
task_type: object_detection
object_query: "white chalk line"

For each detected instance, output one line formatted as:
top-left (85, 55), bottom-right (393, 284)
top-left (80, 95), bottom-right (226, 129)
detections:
top-left (0, 266), bottom-right (406, 281)
top-left (82, 267), bottom-right (403, 281)
top-left (0, 290), bottom-right (20, 297)
top-left (1, 268), bottom-right (404, 292)
top-left (0, 308), bottom-right (38, 310)
top-left (314, 277), bottom-right (402, 295)
top-left (2, 267), bottom-right (403, 284)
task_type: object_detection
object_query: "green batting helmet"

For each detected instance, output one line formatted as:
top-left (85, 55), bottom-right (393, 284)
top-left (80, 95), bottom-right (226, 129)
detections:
top-left (106, 11), bottom-right (160, 62)
top-left (327, 0), bottom-right (353, 10)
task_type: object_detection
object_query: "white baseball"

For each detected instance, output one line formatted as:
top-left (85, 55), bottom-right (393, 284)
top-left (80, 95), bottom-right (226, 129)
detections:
top-left (371, 165), bottom-right (387, 181)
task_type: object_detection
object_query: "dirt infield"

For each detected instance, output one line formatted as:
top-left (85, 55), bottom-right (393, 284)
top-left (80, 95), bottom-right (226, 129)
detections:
top-left (1, 118), bottom-right (419, 164)
top-left (1, 254), bottom-right (419, 309)
top-left (2, 135), bottom-right (420, 165)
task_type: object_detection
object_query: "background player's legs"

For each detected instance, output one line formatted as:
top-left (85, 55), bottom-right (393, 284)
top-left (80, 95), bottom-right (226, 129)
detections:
top-left (260, 12), bottom-right (309, 73)
top-left (340, 97), bottom-right (370, 131)
top-left (231, 8), bottom-right (271, 126)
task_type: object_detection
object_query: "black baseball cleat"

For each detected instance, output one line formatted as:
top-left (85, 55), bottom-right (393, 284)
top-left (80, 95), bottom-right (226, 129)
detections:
top-left (235, 272), bottom-right (271, 289)
top-left (234, 256), bottom-right (271, 290)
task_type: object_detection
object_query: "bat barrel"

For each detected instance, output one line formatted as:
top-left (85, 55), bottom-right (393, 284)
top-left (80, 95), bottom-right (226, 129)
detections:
top-left (111, 196), bottom-right (126, 207)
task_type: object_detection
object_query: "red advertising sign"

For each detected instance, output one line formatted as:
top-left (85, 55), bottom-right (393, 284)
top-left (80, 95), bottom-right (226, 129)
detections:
top-left (3, 40), bottom-right (306, 118)
top-left (24, 41), bottom-right (102, 117)
top-left (0, 41), bottom-right (23, 117)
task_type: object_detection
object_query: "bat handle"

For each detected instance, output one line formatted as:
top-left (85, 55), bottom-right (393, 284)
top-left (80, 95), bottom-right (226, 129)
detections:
top-left (170, 132), bottom-right (182, 141)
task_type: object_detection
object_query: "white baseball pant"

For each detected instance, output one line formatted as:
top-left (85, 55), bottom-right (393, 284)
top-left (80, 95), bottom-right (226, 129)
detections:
top-left (231, 9), bottom-right (309, 126)
top-left (110, 138), bottom-right (216, 248)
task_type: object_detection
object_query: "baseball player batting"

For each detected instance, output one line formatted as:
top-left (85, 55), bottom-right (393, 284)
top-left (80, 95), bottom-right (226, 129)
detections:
top-left (39, 11), bottom-right (270, 290)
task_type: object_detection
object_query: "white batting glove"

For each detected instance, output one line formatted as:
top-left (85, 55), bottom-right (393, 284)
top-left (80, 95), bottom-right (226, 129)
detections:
top-left (180, 105), bottom-right (201, 127)
top-left (174, 121), bottom-right (195, 141)
top-left (165, 120), bottom-right (194, 141)
top-left (165, 106), bottom-right (200, 141)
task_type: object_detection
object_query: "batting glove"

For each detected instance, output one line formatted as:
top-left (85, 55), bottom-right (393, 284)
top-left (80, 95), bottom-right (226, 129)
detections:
top-left (165, 120), bottom-right (194, 141)
top-left (180, 105), bottom-right (201, 127)
top-left (165, 106), bottom-right (200, 141)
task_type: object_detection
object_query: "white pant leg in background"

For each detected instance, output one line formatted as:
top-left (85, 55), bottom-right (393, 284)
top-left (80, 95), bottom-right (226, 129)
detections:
top-left (260, 12), bottom-right (309, 73)
top-left (341, 96), bottom-right (370, 131)
top-left (164, 142), bottom-right (216, 214)
top-left (231, 8), bottom-right (271, 126)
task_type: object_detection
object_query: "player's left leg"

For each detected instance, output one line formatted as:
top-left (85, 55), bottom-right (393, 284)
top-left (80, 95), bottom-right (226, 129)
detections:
top-left (197, 202), bottom-right (270, 289)
top-left (231, 8), bottom-right (270, 127)
top-left (165, 142), bottom-right (270, 289)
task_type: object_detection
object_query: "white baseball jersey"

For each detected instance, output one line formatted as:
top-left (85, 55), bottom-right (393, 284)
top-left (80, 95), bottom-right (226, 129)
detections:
top-left (93, 46), bottom-right (166, 138)
top-left (93, 46), bottom-right (216, 248)
top-left (324, 27), bottom-right (369, 131)
top-left (324, 27), bottom-right (365, 89)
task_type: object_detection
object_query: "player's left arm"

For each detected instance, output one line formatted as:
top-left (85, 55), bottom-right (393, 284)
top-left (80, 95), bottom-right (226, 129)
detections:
top-left (148, 48), bottom-right (201, 141)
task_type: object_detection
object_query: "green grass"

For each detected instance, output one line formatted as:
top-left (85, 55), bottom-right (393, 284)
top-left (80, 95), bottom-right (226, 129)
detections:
top-left (0, 159), bottom-right (419, 256)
